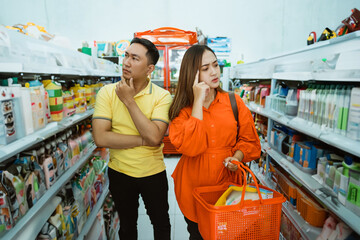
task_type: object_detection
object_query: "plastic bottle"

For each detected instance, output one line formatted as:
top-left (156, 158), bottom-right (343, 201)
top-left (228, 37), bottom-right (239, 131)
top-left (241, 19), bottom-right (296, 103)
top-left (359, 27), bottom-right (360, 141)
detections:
top-left (342, 156), bottom-right (360, 177)
top-left (44, 78), bottom-right (63, 121)
top-left (324, 85), bottom-right (335, 130)
top-left (334, 85), bottom-right (345, 134)
top-left (340, 86), bottom-right (351, 136)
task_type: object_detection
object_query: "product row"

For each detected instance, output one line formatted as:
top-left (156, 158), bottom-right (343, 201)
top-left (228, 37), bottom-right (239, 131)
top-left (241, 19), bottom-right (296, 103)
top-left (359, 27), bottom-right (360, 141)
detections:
top-left (0, 120), bottom-right (93, 235)
top-left (236, 82), bottom-right (360, 142)
top-left (0, 77), bottom-right (110, 146)
top-left (253, 156), bottom-right (359, 240)
top-left (36, 149), bottom-right (109, 240)
top-left (270, 121), bottom-right (360, 212)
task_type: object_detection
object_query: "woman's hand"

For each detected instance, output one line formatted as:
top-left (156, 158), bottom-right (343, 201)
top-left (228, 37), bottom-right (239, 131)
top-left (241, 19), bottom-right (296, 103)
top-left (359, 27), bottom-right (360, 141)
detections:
top-left (223, 157), bottom-right (240, 172)
top-left (192, 71), bottom-right (209, 105)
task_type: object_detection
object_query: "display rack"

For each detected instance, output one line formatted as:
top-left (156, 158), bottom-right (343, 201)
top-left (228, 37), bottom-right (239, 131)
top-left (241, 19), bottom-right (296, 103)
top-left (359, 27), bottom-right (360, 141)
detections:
top-left (77, 182), bottom-right (110, 240)
top-left (1, 143), bottom-right (96, 240)
top-left (0, 109), bottom-right (94, 162)
top-left (262, 142), bottom-right (360, 235)
top-left (0, 26), bottom-right (118, 239)
top-left (0, 26), bottom-right (120, 77)
top-left (246, 102), bottom-right (360, 157)
top-left (250, 160), bottom-right (321, 240)
top-left (232, 31), bottom-right (360, 236)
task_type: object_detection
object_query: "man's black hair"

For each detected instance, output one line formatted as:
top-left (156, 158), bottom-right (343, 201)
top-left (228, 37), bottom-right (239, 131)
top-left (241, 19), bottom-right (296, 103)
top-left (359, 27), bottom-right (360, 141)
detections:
top-left (130, 38), bottom-right (159, 65)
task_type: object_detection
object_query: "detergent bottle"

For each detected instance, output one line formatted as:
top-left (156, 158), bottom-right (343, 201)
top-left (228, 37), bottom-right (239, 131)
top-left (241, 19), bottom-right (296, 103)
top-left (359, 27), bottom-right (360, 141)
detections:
top-left (43, 77), bottom-right (63, 121)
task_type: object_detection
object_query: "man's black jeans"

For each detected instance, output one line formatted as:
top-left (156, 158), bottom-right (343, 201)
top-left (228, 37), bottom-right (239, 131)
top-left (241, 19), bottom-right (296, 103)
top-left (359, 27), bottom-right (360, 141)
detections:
top-left (108, 168), bottom-right (171, 240)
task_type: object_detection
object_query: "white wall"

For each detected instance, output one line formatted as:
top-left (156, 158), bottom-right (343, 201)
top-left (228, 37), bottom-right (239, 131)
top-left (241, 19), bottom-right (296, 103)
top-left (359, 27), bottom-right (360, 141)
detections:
top-left (0, 0), bottom-right (359, 63)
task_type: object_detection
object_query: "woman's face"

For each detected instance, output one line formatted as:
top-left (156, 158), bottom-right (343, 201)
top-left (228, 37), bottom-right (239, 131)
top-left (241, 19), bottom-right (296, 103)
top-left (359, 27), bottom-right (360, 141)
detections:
top-left (199, 50), bottom-right (220, 89)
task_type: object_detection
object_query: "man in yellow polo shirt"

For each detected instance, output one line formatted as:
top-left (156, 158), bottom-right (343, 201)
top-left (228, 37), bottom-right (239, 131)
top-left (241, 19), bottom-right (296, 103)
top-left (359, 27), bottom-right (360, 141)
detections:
top-left (92, 38), bottom-right (172, 240)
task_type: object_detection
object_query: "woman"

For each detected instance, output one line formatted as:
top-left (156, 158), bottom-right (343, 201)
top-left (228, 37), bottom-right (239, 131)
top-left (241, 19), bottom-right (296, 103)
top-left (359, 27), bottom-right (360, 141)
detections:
top-left (168, 45), bottom-right (261, 239)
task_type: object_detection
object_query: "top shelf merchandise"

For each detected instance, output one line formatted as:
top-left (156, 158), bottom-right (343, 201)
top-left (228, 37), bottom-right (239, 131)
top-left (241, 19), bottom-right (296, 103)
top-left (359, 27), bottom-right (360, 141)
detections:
top-left (0, 26), bottom-right (120, 77)
top-left (231, 31), bottom-right (360, 237)
top-left (231, 31), bottom-right (360, 82)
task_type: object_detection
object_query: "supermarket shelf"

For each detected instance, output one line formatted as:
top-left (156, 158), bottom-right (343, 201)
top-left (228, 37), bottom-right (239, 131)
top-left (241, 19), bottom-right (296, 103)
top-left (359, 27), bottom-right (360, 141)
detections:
top-left (282, 201), bottom-right (322, 240)
top-left (1, 196), bottom-right (62, 240)
top-left (273, 70), bottom-right (360, 82)
top-left (250, 161), bottom-right (276, 190)
top-left (0, 109), bottom-right (94, 162)
top-left (262, 142), bottom-right (360, 235)
top-left (279, 232), bottom-right (286, 240)
top-left (0, 26), bottom-right (119, 77)
top-left (232, 31), bottom-right (360, 80)
top-left (246, 103), bottom-right (360, 157)
top-left (77, 182), bottom-right (110, 240)
top-left (2, 143), bottom-right (96, 240)
top-left (287, 117), bottom-right (359, 157)
top-left (247, 102), bottom-right (292, 127)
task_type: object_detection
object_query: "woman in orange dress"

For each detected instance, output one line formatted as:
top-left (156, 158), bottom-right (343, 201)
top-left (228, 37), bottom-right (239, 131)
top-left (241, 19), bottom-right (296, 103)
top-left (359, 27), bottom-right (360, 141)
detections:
top-left (168, 45), bottom-right (261, 239)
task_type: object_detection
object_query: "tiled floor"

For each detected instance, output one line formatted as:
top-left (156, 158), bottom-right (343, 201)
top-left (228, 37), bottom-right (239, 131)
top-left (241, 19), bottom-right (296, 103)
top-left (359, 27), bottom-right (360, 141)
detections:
top-left (138, 155), bottom-right (189, 240)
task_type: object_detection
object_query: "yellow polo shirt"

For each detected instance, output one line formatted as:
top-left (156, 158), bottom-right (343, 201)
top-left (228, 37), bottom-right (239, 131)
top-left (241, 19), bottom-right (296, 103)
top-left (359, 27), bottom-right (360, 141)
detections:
top-left (93, 80), bottom-right (172, 177)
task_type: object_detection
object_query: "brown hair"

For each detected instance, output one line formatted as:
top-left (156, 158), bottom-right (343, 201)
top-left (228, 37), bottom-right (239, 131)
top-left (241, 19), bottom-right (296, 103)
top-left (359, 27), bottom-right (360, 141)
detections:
top-left (168, 45), bottom-right (224, 121)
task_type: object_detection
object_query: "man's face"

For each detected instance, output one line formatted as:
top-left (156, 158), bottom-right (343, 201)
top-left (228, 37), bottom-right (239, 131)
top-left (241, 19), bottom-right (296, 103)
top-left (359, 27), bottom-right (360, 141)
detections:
top-left (122, 43), bottom-right (152, 81)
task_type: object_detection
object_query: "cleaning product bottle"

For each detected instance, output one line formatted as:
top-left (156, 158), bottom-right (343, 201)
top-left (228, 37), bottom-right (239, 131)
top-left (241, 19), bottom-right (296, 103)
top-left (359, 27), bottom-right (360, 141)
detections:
top-left (342, 155), bottom-right (360, 177)
top-left (315, 85), bottom-right (324, 126)
top-left (27, 78), bottom-right (47, 130)
top-left (347, 87), bottom-right (360, 141)
top-left (320, 85), bottom-right (329, 129)
top-left (324, 85), bottom-right (335, 130)
top-left (43, 77), bottom-right (63, 122)
top-left (340, 86), bottom-right (351, 136)
top-left (310, 84), bottom-right (319, 125)
top-left (334, 85), bottom-right (345, 134)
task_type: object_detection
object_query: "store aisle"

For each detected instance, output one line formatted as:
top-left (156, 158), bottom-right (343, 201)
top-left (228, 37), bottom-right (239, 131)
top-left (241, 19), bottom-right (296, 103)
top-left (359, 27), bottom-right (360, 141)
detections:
top-left (138, 155), bottom-right (189, 240)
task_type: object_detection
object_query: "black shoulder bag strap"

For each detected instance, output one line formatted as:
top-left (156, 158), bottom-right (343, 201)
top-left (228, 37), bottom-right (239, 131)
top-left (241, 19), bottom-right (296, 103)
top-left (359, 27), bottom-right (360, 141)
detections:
top-left (228, 92), bottom-right (239, 139)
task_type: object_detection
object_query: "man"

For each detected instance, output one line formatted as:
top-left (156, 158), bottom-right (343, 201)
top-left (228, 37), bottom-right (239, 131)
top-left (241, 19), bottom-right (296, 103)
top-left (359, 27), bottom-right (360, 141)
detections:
top-left (92, 38), bottom-right (172, 240)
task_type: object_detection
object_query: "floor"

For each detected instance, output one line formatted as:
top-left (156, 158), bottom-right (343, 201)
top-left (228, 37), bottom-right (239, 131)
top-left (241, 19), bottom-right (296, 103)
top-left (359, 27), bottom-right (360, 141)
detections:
top-left (137, 155), bottom-right (190, 240)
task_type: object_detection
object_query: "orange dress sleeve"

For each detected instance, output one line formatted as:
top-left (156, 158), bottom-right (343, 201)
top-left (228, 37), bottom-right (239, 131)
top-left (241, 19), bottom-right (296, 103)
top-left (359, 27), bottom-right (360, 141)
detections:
top-left (232, 94), bottom-right (261, 162)
top-left (169, 108), bottom-right (208, 157)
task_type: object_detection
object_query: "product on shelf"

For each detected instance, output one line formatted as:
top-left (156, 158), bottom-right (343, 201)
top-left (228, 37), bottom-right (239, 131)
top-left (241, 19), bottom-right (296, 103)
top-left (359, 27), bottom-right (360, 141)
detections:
top-left (28, 79), bottom-right (49, 129)
top-left (0, 79), bottom-right (26, 145)
top-left (297, 188), bottom-right (327, 228)
top-left (43, 79), bottom-right (63, 122)
top-left (347, 87), bottom-right (360, 141)
top-left (71, 84), bottom-right (87, 114)
top-left (280, 211), bottom-right (302, 240)
top-left (275, 169), bottom-right (298, 206)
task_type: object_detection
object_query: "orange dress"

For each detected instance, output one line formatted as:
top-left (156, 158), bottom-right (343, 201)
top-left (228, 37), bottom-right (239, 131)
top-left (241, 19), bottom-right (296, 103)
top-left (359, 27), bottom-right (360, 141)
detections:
top-left (169, 91), bottom-right (261, 223)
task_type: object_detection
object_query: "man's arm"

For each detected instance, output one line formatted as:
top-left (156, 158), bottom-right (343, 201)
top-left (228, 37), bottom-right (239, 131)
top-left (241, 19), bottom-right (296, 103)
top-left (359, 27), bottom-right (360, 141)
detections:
top-left (115, 79), bottom-right (169, 146)
top-left (124, 100), bottom-right (169, 146)
top-left (92, 118), bottom-right (143, 149)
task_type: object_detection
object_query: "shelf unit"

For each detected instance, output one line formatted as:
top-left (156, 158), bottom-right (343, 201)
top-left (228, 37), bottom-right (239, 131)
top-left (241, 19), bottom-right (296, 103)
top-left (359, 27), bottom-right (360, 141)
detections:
top-left (0, 109), bottom-right (94, 162)
top-left (250, 160), bottom-right (322, 240)
top-left (0, 26), bottom-right (121, 77)
top-left (1, 143), bottom-right (97, 240)
top-left (77, 182), bottom-right (110, 240)
top-left (261, 142), bottom-right (360, 236)
top-left (0, 26), bottom-right (118, 239)
top-left (246, 102), bottom-right (360, 157)
top-left (232, 31), bottom-right (360, 237)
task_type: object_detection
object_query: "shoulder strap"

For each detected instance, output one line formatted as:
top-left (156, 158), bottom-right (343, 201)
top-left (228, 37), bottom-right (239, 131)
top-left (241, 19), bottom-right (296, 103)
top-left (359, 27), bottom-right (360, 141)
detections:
top-left (228, 92), bottom-right (238, 123)
top-left (228, 92), bottom-right (239, 140)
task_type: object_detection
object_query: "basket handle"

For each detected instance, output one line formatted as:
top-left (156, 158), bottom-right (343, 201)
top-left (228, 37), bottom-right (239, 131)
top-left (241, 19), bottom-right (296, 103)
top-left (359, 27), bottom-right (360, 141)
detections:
top-left (151, 27), bottom-right (189, 33)
top-left (232, 161), bottom-right (264, 205)
top-left (216, 161), bottom-right (246, 186)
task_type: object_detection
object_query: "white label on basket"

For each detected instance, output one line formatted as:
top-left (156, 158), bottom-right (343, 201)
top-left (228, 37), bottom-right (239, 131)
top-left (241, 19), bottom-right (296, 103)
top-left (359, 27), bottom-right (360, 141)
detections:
top-left (242, 207), bottom-right (259, 216)
top-left (217, 222), bottom-right (227, 233)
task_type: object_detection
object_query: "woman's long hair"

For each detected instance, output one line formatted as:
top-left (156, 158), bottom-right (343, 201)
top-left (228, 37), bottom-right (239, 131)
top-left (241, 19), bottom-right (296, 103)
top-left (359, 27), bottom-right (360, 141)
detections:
top-left (168, 45), bottom-right (224, 121)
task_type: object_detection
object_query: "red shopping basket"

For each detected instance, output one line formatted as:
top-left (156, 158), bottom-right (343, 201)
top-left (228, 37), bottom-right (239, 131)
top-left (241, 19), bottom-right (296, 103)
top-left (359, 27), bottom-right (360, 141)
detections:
top-left (193, 162), bottom-right (285, 240)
